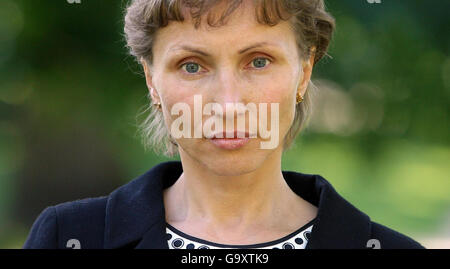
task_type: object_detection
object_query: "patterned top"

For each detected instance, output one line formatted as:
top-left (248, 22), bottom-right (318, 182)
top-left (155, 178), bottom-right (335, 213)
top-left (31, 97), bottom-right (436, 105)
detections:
top-left (166, 218), bottom-right (315, 249)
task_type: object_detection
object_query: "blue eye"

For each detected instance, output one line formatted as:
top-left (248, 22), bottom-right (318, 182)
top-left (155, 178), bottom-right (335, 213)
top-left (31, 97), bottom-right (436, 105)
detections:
top-left (251, 57), bottom-right (269, 69)
top-left (182, 62), bottom-right (200, 73)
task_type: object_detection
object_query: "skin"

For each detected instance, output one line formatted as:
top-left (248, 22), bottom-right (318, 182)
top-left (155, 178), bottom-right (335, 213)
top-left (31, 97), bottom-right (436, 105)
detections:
top-left (141, 0), bottom-right (318, 245)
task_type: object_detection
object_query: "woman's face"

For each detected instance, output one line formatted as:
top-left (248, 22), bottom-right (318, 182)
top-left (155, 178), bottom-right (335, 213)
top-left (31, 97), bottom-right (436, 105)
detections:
top-left (144, 0), bottom-right (313, 176)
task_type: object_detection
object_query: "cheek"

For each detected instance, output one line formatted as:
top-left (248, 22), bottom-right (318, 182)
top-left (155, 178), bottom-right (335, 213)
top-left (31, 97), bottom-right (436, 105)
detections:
top-left (158, 77), bottom-right (192, 105)
top-left (258, 85), bottom-right (293, 105)
top-left (254, 64), bottom-right (298, 104)
top-left (157, 77), bottom-right (197, 123)
top-left (257, 80), bottom-right (296, 126)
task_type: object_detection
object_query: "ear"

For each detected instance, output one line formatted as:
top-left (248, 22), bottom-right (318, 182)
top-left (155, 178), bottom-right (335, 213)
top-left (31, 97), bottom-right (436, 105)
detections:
top-left (141, 58), bottom-right (161, 104)
top-left (297, 46), bottom-right (316, 97)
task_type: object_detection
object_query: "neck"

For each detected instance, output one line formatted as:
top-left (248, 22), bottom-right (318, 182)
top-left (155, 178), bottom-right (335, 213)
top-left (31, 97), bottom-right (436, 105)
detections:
top-left (164, 147), bottom-right (306, 235)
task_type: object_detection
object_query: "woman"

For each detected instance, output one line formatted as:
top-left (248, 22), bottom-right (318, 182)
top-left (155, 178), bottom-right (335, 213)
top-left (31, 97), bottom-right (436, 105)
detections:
top-left (23, 0), bottom-right (425, 249)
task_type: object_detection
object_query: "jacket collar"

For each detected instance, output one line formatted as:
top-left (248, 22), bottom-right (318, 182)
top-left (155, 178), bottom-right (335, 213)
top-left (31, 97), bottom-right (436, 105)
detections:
top-left (103, 161), bottom-right (372, 249)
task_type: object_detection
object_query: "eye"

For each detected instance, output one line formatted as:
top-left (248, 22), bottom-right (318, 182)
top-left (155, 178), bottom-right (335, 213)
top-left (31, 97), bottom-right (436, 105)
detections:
top-left (181, 62), bottom-right (203, 74)
top-left (250, 57), bottom-right (271, 69)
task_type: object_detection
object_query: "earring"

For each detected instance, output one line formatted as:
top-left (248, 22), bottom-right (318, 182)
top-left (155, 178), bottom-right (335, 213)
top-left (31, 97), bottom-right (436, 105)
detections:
top-left (153, 102), bottom-right (162, 110)
top-left (296, 92), bottom-right (304, 104)
top-left (150, 87), bottom-right (162, 110)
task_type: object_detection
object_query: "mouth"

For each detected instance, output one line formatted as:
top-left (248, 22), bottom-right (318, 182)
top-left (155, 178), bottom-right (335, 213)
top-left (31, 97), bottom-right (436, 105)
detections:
top-left (208, 131), bottom-right (255, 150)
top-left (210, 131), bottom-right (255, 139)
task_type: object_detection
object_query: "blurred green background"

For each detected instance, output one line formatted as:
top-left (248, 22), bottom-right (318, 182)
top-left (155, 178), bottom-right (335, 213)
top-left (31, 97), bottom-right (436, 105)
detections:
top-left (0, 0), bottom-right (448, 248)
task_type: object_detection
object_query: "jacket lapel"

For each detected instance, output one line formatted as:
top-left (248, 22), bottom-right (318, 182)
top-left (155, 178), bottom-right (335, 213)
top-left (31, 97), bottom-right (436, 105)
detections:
top-left (103, 161), bottom-right (372, 249)
top-left (288, 173), bottom-right (373, 249)
top-left (135, 218), bottom-right (169, 249)
top-left (103, 161), bottom-right (181, 249)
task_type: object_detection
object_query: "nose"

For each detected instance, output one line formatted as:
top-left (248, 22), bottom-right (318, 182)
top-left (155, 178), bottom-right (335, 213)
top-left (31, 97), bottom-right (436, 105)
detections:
top-left (208, 66), bottom-right (249, 125)
top-left (212, 65), bottom-right (245, 106)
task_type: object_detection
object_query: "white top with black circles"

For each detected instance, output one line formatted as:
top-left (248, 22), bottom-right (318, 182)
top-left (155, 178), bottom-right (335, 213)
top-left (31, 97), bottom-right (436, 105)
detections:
top-left (166, 218), bottom-right (315, 249)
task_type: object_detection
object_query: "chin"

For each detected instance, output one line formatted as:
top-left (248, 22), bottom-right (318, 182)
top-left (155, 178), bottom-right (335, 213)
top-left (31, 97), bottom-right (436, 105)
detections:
top-left (201, 149), bottom-right (269, 176)
top-left (204, 159), bottom-right (260, 176)
top-left (179, 138), bottom-right (276, 176)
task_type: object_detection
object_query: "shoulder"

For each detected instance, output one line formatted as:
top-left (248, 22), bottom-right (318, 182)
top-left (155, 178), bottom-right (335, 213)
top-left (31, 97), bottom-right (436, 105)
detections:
top-left (369, 221), bottom-right (426, 249)
top-left (23, 196), bottom-right (108, 249)
top-left (283, 172), bottom-right (428, 249)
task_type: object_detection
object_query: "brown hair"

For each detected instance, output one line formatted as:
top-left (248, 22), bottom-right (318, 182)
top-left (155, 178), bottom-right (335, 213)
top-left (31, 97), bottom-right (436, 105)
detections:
top-left (124, 0), bottom-right (335, 157)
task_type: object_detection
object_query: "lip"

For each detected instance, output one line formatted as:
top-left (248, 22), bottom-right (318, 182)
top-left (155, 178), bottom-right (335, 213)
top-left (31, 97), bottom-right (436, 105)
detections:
top-left (208, 131), bottom-right (254, 150)
top-left (211, 131), bottom-right (255, 139)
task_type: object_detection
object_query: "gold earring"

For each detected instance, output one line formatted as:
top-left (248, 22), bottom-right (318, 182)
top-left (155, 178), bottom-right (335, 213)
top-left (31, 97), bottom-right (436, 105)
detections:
top-left (150, 87), bottom-right (162, 110)
top-left (153, 102), bottom-right (161, 110)
top-left (296, 92), bottom-right (304, 104)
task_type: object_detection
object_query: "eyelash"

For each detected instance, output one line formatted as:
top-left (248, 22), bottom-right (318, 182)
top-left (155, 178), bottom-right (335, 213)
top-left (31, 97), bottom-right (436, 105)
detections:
top-left (179, 56), bottom-right (273, 75)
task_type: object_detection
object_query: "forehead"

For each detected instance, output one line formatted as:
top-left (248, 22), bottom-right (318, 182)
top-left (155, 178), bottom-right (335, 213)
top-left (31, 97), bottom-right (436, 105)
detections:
top-left (152, 0), bottom-right (297, 59)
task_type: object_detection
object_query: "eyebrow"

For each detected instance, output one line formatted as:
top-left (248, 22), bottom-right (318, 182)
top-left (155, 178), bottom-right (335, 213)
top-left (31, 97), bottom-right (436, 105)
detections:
top-left (169, 42), bottom-right (279, 57)
top-left (238, 42), bottom-right (274, 54)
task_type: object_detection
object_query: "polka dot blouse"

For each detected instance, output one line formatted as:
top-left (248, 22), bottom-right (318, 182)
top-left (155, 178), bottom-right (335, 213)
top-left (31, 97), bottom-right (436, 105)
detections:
top-left (166, 218), bottom-right (315, 249)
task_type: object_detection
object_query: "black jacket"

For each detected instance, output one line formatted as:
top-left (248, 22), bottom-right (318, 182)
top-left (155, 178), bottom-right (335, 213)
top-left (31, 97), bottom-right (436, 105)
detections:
top-left (23, 161), bottom-right (425, 249)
